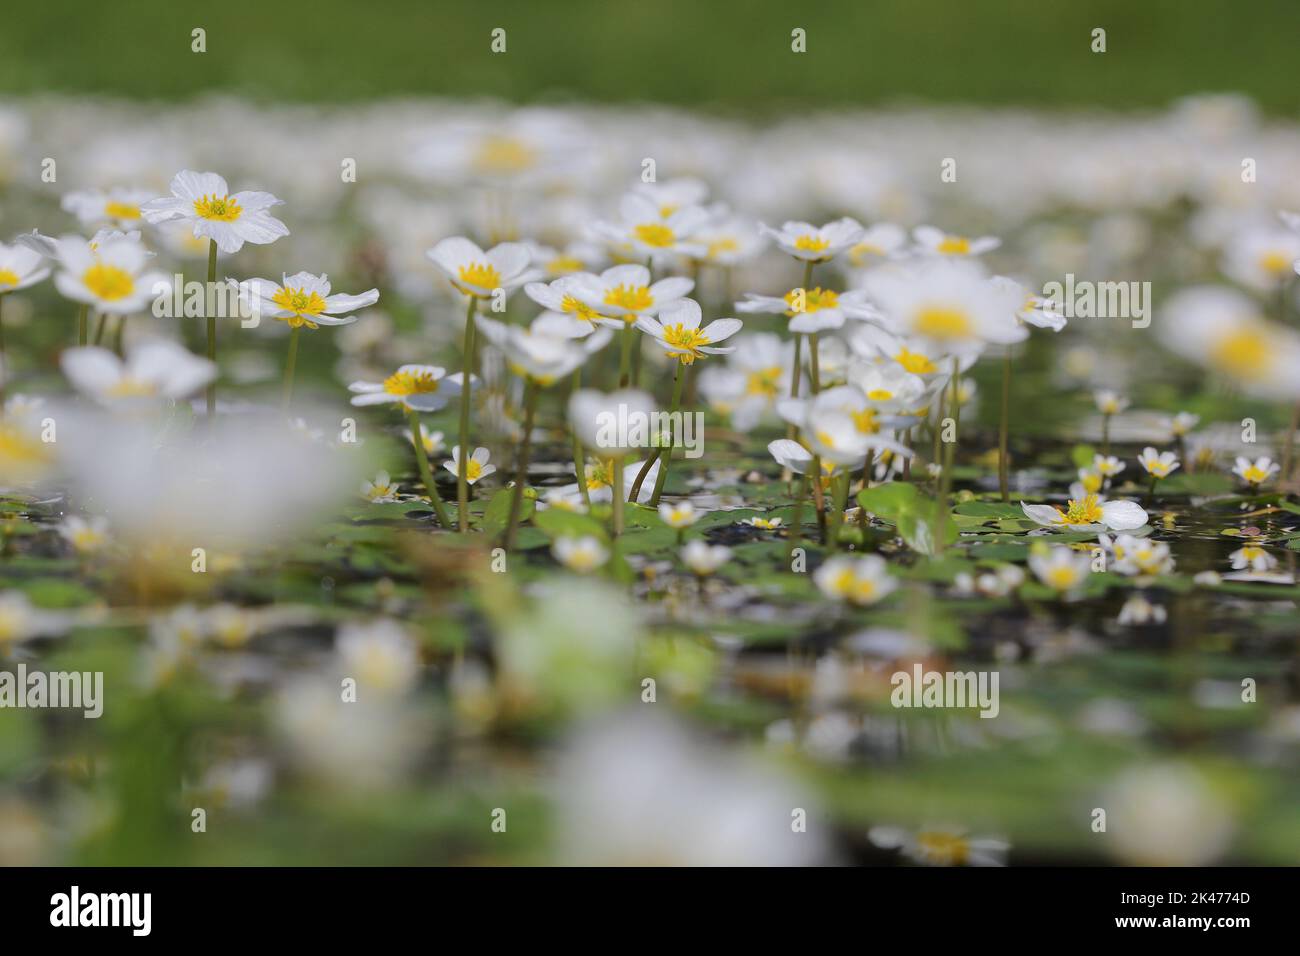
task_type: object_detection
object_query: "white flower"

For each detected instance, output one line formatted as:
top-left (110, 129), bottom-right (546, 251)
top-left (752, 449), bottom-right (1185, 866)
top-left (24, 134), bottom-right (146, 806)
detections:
top-left (1232, 456), bottom-right (1279, 486)
top-left (1093, 389), bottom-right (1129, 415)
top-left (861, 257), bottom-right (1026, 355)
top-left (1099, 533), bottom-right (1175, 577)
top-left (636, 299), bottom-right (741, 365)
top-left (1117, 594), bottom-right (1167, 625)
top-left (419, 426), bottom-right (445, 456)
top-left (680, 540), bottom-right (731, 575)
top-left (1028, 545), bottom-right (1093, 593)
top-left (814, 555), bottom-right (897, 606)
top-left (846, 222), bottom-right (907, 267)
top-left (1159, 286), bottom-right (1300, 400)
top-left (691, 214), bottom-right (767, 266)
top-left (560, 457), bottom-right (660, 505)
top-left (362, 471), bottom-right (401, 503)
top-left (336, 619), bottom-right (420, 696)
top-left (658, 500), bottom-right (700, 529)
top-left (53, 234), bottom-right (169, 314)
top-left (1092, 454), bottom-right (1125, 479)
top-left (552, 535), bottom-right (610, 573)
top-left (443, 446), bottom-right (494, 485)
top-left (567, 264), bottom-right (693, 327)
top-left (426, 237), bottom-right (539, 298)
top-left (476, 313), bottom-right (602, 384)
top-left (236, 271), bottom-right (378, 330)
top-left (524, 274), bottom-right (609, 328)
top-left (741, 515), bottom-right (784, 530)
top-left (538, 488), bottom-right (588, 513)
top-left (568, 388), bottom-right (657, 455)
top-left (992, 275), bottom-right (1067, 330)
top-left (1102, 763), bottom-right (1232, 866)
top-left (778, 386), bottom-right (914, 467)
top-left (0, 241), bottom-right (50, 293)
top-left (736, 285), bottom-right (878, 334)
top-left (1167, 411), bottom-right (1199, 438)
top-left (1137, 447), bottom-right (1180, 479)
top-left (349, 365), bottom-right (461, 413)
top-left (1229, 544), bottom-right (1277, 572)
top-left (695, 332), bottom-right (792, 431)
top-left (589, 191), bottom-right (710, 262)
top-left (912, 225), bottom-right (1001, 258)
top-left (58, 516), bottom-right (109, 555)
top-left (140, 170), bottom-right (288, 255)
top-left (1221, 224), bottom-right (1300, 291)
top-left (61, 340), bottom-right (215, 406)
top-left (1021, 495), bottom-right (1147, 532)
top-left (61, 187), bottom-right (154, 229)
top-left (760, 217), bottom-right (864, 262)
top-left (869, 825), bottom-right (1008, 866)
top-left (0, 591), bottom-right (65, 651)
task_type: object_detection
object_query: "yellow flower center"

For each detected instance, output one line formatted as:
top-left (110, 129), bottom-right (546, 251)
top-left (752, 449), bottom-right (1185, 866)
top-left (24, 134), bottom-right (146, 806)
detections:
top-left (849, 242), bottom-right (884, 265)
top-left (1047, 566), bottom-right (1081, 591)
top-left (936, 236), bottom-right (971, 255)
top-left (661, 323), bottom-right (712, 364)
top-left (1242, 465), bottom-right (1268, 483)
top-left (784, 287), bottom-right (838, 314)
top-left (1080, 471), bottom-right (1103, 494)
top-left (106, 377), bottom-right (157, 398)
top-left (706, 237), bottom-right (738, 259)
top-left (464, 458), bottom-right (483, 481)
top-left (561, 293), bottom-right (601, 322)
top-left (1240, 546), bottom-right (1265, 562)
top-left (0, 268), bottom-right (20, 289)
top-left (82, 263), bottom-right (135, 301)
top-left (271, 286), bottom-right (328, 328)
top-left (473, 135), bottom-right (536, 174)
top-left (602, 283), bottom-right (654, 314)
top-left (192, 193), bottom-right (243, 222)
top-left (456, 262), bottom-right (502, 293)
top-left (851, 408), bottom-right (880, 433)
top-left (634, 223), bottom-right (676, 248)
top-left (746, 366), bottom-right (783, 397)
top-left (1259, 251), bottom-right (1292, 275)
top-left (0, 425), bottom-right (50, 470)
top-left (1210, 328), bottom-right (1272, 379)
top-left (547, 256), bottom-right (584, 275)
top-left (1062, 494), bottom-right (1104, 525)
top-left (383, 369), bottom-right (440, 397)
top-left (585, 460), bottom-right (613, 491)
top-left (895, 347), bottom-right (937, 375)
top-left (794, 234), bottom-right (830, 253)
top-left (368, 483), bottom-right (396, 499)
top-left (105, 200), bottom-right (142, 220)
top-left (916, 831), bottom-right (971, 865)
top-left (913, 306), bottom-right (973, 340)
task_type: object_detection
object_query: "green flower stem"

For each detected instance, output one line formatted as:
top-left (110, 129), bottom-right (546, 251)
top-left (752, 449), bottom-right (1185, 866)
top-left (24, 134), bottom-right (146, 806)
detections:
top-left (77, 304), bottom-right (88, 346)
top-left (0, 295), bottom-right (6, 417)
top-left (788, 474), bottom-right (807, 560)
top-left (1101, 412), bottom-right (1111, 457)
top-left (612, 456), bottom-right (625, 538)
top-left (503, 380), bottom-right (539, 551)
top-left (281, 326), bottom-right (301, 410)
top-left (934, 358), bottom-right (960, 556)
top-left (92, 312), bottom-right (108, 346)
top-left (809, 332), bottom-right (821, 394)
top-left (112, 315), bottom-right (126, 356)
top-left (618, 321), bottom-right (634, 387)
top-left (571, 368), bottom-right (591, 508)
top-left (998, 348), bottom-right (1012, 502)
top-left (406, 407), bottom-right (451, 529)
top-left (647, 360), bottom-right (685, 507)
top-left (457, 294), bottom-right (477, 533)
top-left (206, 238), bottom-right (218, 418)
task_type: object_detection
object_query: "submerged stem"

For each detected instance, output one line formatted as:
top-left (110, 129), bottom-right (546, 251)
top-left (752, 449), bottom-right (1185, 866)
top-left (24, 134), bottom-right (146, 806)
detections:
top-left (457, 294), bottom-right (477, 533)
top-left (406, 407), bottom-right (451, 529)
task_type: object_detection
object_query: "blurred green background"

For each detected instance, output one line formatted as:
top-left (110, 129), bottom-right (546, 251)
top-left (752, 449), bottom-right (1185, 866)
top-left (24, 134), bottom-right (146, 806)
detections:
top-left (2, 0), bottom-right (1298, 112)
